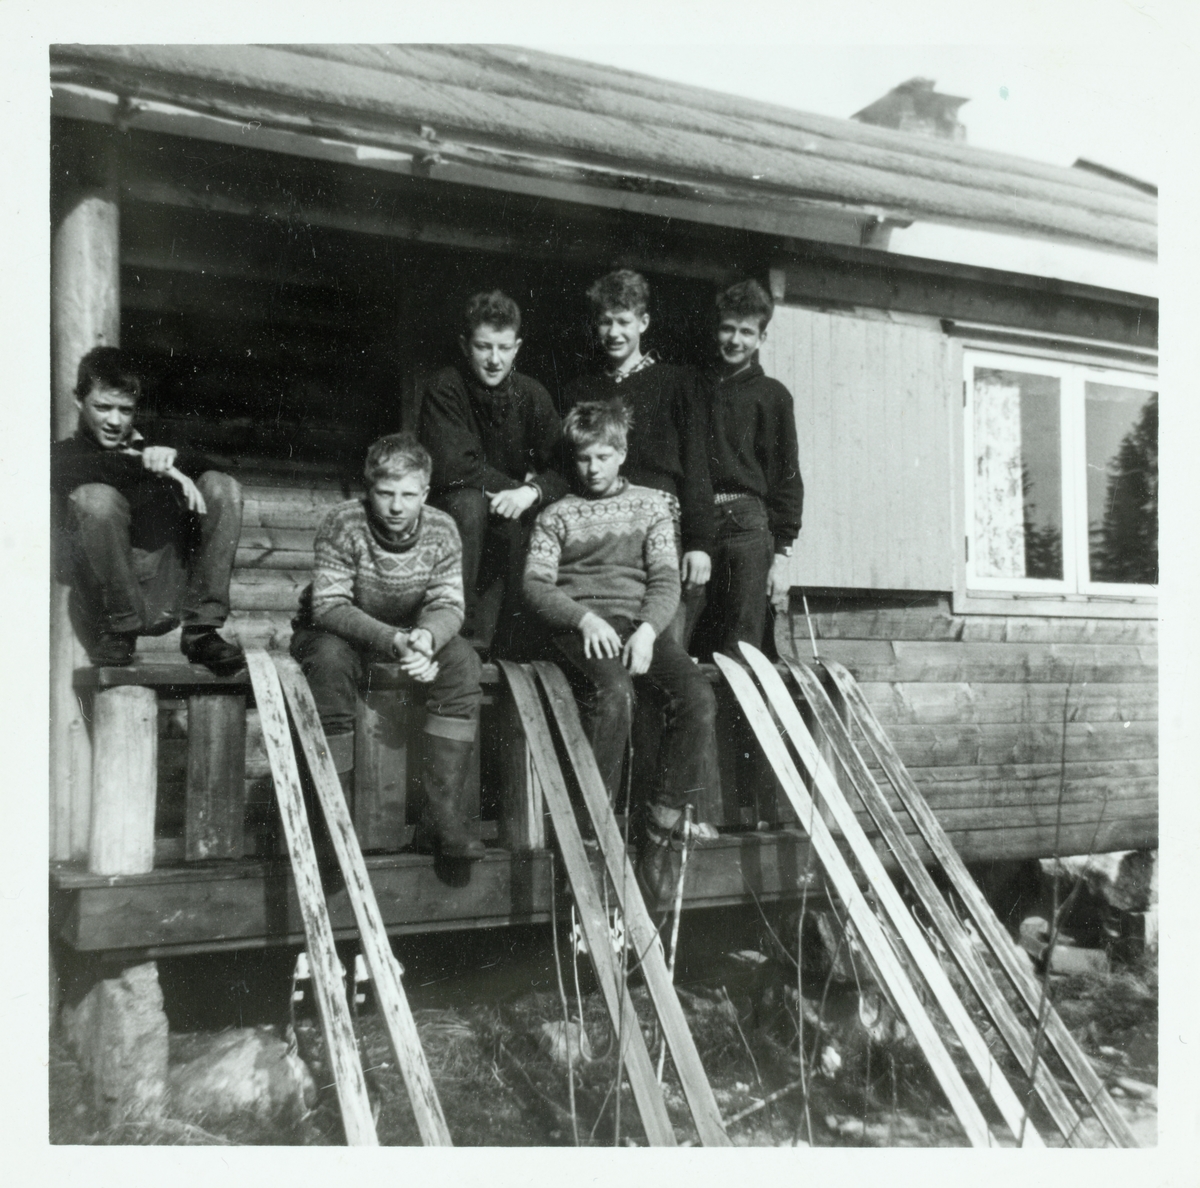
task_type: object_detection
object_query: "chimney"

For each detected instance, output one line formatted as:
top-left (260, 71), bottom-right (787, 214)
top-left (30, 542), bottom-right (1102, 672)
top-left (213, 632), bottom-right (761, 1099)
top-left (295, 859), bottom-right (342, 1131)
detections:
top-left (852, 78), bottom-right (969, 142)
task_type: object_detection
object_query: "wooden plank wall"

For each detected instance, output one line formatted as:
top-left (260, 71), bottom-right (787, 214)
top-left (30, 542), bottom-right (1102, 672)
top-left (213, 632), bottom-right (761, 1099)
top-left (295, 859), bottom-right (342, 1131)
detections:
top-left (758, 305), bottom-right (956, 593)
top-left (784, 595), bottom-right (1158, 862)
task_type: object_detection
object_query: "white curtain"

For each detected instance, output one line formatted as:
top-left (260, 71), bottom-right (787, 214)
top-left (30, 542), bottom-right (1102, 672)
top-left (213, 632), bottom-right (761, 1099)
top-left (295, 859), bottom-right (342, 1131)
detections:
top-left (973, 379), bottom-right (1025, 577)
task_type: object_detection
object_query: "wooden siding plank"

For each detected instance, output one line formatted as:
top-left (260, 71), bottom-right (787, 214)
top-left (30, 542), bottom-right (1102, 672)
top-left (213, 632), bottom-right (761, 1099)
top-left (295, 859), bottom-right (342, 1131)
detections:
top-left (904, 758), bottom-right (1157, 783)
top-left (857, 681), bottom-right (1157, 725)
top-left (812, 638), bottom-right (1157, 683)
top-left (878, 721), bottom-right (1157, 770)
top-left (804, 607), bottom-right (1157, 646)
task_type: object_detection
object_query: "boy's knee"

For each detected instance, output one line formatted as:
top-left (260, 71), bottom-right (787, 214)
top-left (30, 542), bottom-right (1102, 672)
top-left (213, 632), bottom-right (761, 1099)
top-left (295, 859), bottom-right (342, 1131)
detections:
top-left (592, 664), bottom-right (635, 717)
top-left (677, 671), bottom-right (717, 727)
top-left (196, 470), bottom-right (242, 508)
top-left (292, 628), bottom-right (360, 683)
top-left (436, 634), bottom-right (483, 685)
top-left (68, 483), bottom-right (127, 522)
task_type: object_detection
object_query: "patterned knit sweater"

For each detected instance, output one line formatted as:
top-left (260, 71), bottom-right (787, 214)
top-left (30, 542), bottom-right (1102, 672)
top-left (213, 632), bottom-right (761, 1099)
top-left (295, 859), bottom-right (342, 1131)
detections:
top-left (523, 480), bottom-right (680, 636)
top-left (304, 500), bottom-right (465, 655)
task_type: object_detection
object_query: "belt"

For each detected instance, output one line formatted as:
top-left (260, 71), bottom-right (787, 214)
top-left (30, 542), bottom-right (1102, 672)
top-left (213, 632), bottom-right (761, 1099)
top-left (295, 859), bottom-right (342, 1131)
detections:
top-left (713, 492), bottom-right (759, 505)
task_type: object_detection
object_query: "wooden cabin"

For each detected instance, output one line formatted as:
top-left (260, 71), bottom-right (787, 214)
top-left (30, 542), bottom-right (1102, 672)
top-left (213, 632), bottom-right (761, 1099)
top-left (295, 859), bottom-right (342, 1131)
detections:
top-left (49, 45), bottom-right (1157, 962)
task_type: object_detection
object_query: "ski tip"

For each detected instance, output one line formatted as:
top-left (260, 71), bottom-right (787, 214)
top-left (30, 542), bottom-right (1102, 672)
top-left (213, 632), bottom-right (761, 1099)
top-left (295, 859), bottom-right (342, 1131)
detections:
top-left (736, 641), bottom-right (768, 665)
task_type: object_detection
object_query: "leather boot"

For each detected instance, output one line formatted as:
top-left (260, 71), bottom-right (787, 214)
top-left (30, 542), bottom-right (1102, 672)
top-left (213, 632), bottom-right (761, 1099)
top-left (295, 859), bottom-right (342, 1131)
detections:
top-left (413, 732), bottom-right (485, 861)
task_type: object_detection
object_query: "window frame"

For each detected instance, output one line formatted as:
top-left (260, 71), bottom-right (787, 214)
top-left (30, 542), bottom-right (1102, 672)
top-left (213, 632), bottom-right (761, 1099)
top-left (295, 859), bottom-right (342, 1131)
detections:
top-left (961, 346), bottom-right (1158, 605)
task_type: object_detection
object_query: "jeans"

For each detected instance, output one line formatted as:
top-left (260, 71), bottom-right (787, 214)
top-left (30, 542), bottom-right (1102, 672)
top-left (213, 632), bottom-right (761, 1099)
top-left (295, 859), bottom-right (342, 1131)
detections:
top-left (289, 627), bottom-right (482, 740)
top-left (432, 487), bottom-right (533, 655)
top-left (690, 495), bottom-right (775, 661)
top-left (550, 616), bottom-right (719, 813)
top-left (65, 472), bottom-right (242, 637)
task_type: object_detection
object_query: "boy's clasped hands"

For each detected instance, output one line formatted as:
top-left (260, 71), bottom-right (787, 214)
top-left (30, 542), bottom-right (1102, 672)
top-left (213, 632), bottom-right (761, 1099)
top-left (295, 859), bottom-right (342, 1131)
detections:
top-left (392, 626), bottom-right (440, 683)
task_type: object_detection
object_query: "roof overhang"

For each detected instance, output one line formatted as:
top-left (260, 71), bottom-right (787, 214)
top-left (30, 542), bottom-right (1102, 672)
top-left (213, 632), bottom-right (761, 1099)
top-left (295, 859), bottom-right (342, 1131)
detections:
top-left (50, 44), bottom-right (1157, 270)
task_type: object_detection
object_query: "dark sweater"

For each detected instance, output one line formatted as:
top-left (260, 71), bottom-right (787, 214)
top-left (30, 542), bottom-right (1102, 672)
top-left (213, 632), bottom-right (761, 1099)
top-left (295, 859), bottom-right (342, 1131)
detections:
top-left (707, 361), bottom-right (804, 552)
top-left (50, 430), bottom-right (214, 550)
top-left (561, 360), bottom-right (714, 554)
top-left (419, 365), bottom-right (569, 506)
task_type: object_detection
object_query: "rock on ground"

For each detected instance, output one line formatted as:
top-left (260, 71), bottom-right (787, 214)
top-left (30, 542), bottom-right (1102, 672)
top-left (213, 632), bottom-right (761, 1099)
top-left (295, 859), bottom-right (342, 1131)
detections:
top-left (169, 1026), bottom-right (316, 1129)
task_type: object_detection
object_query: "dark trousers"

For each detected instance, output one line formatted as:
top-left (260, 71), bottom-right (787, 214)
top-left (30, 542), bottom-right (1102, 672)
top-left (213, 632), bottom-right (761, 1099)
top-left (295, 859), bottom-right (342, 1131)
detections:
top-left (690, 495), bottom-right (775, 661)
top-left (432, 487), bottom-right (532, 655)
top-left (289, 627), bottom-right (482, 740)
top-left (65, 472), bottom-right (242, 637)
top-left (550, 616), bottom-right (719, 813)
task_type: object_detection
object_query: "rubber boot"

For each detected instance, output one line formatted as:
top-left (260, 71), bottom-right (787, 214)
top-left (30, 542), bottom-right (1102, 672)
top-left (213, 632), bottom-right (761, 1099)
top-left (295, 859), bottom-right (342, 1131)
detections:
top-left (413, 731), bottom-right (485, 861)
top-left (636, 802), bottom-right (684, 910)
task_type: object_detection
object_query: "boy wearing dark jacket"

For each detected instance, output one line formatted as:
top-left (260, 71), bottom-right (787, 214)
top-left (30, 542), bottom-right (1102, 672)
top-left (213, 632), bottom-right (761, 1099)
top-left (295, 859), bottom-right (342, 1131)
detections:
top-left (692, 279), bottom-right (804, 659)
top-left (50, 347), bottom-right (244, 673)
top-left (419, 290), bottom-right (567, 655)
top-left (559, 270), bottom-right (713, 641)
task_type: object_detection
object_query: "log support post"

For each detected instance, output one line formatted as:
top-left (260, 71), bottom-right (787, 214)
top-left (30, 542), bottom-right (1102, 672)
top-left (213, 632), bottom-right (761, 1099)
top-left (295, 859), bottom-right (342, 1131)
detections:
top-left (89, 685), bottom-right (158, 875)
top-left (496, 694), bottom-right (545, 851)
top-left (50, 119), bottom-right (120, 861)
top-left (354, 687), bottom-right (413, 852)
top-left (185, 692), bottom-right (248, 861)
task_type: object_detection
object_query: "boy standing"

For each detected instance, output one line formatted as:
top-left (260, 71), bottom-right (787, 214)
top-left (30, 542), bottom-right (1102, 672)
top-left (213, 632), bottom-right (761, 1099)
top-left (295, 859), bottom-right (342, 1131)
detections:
top-left (524, 401), bottom-right (719, 894)
top-left (419, 290), bottom-right (567, 655)
top-left (50, 347), bottom-right (245, 674)
top-left (692, 280), bottom-right (803, 659)
top-left (560, 270), bottom-right (713, 639)
top-left (290, 432), bottom-right (484, 860)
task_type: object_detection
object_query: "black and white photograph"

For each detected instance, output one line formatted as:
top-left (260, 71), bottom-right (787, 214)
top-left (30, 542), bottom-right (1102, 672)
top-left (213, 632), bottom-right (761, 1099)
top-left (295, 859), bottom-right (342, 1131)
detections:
top-left (6, 0), bottom-right (1196, 1169)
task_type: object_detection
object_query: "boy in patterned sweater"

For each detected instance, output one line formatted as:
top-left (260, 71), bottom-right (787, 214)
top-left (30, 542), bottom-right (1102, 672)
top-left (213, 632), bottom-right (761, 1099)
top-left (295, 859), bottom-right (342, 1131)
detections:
top-left (524, 400), bottom-right (719, 894)
top-left (290, 432), bottom-right (484, 860)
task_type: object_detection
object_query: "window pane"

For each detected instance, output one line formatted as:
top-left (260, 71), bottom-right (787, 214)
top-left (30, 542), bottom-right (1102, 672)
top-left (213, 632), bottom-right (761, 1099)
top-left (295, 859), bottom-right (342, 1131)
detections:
top-left (972, 367), bottom-right (1063, 579)
top-left (1086, 383), bottom-right (1158, 585)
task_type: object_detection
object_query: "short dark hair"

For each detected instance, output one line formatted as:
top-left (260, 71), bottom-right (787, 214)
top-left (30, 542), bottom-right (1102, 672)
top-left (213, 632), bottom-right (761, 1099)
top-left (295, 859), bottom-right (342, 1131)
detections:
top-left (364, 432), bottom-right (432, 485)
top-left (563, 399), bottom-right (631, 452)
top-left (74, 347), bottom-right (141, 402)
top-left (716, 279), bottom-right (774, 331)
top-left (586, 269), bottom-right (650, 317)
top-left (463, 290), bottom-right (521, 338)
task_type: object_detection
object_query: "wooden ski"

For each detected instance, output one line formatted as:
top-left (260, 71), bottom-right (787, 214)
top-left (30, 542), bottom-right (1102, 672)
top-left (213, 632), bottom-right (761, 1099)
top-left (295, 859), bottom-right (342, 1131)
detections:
top-left (245, 651), bottom-right (377, 1146)
top-left (712, 652), bottom-right (993, 1147)
top-left (531, 661), bottom-right (731, 1146)
top-left (738, 644), bottom-right (1042, 1146)
top-left (821, 658), bottom-right (1139, 1148)
top-left (497, 661), bottom-right (677, 1146)
top-left (782, 654), bottom-right (1092, 1145)
top-left (272, 655), bottom-right (453, 1146)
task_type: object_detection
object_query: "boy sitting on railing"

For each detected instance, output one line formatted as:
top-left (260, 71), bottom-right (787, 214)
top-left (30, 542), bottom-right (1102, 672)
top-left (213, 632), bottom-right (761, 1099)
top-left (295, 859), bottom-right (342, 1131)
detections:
top-left (50, 346), bottom-right (245, 675)
top-left (523, 400), bottom-right (719, 899)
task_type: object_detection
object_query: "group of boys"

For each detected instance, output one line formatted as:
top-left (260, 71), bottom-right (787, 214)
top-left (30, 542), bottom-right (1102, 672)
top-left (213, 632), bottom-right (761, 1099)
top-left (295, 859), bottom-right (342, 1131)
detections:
top-left (51, 271), bottom-right (803, 892)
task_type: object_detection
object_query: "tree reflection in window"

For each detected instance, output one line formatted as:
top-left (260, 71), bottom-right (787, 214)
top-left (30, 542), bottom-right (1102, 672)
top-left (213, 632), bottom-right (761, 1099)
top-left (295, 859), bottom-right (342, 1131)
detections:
top-left (1089, 390), bottom-right (1158, 585)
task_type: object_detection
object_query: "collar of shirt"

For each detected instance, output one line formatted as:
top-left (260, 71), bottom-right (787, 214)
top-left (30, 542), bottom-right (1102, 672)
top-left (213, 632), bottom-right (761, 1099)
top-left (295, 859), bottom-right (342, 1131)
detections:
top-left (607, 351), bottom-right (658, 384)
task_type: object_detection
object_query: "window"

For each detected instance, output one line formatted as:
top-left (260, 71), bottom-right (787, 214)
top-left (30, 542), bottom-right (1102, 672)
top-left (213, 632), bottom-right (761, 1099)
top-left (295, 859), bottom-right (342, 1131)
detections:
top-left (964, 350), bottom-right (1157, 597)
